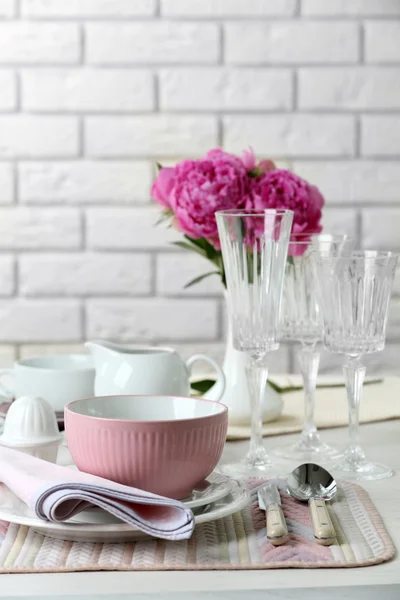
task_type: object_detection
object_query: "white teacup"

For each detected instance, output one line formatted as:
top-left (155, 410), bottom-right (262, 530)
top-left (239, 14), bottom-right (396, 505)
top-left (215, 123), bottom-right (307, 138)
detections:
top-left (0, 355), bottom-right (95, 413)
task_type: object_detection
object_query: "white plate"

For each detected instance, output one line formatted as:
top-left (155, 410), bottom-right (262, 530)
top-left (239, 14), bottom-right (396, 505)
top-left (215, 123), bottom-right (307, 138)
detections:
top-left (0, 481), bottom-right (249, 543)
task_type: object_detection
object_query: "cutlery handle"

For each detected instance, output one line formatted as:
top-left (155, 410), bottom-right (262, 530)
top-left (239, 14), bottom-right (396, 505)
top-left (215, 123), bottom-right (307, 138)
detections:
top-left (309, 498), bottom-right (336, 546)
top-left (266, 503), bottom-right (289, 546)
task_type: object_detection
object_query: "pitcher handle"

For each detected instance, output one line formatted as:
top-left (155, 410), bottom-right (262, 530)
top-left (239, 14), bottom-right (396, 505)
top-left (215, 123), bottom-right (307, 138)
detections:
top-left (0, 369), bottom-right (15, 400)
top-left (186, 355), bottom-right (226, 403)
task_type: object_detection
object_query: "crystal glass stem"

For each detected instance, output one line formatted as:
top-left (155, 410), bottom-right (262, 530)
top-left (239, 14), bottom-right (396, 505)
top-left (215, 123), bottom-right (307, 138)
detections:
top-left (343, 356), bottom-right (366, 465)
top-left (245, 353), bottom-right (269, 465)
top-left (299, 343), bottom-right (320, 441)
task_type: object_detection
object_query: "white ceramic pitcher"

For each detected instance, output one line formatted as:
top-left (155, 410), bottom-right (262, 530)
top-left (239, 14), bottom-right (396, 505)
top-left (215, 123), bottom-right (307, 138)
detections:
top-left (85, 341), bottom-right (226, 401)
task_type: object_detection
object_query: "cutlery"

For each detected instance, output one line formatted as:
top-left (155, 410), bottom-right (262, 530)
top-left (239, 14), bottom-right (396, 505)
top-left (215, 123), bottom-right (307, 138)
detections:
top-left (258, 483), bottom-right (289, 546)
top-left (287, 463), bottom-right (337, 546)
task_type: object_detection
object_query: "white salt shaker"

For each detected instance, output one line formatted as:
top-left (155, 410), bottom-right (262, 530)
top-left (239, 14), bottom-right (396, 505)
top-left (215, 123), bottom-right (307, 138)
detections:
top-left (0, 395), bottom-right (62, 462)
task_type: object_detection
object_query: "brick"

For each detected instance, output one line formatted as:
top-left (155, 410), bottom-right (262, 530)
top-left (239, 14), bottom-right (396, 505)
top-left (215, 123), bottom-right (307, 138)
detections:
top-left (159, 68), bottom-right (292, 111)
top-left (0, 23), bottom-right (79, 64)
top-left (0, 256), bottom-right (14, 296)
top-left (161, 0), bottom-right (296, 16)
top-left (365, 22), bottom-right (400, 63)
top-left (86, 298), bottom-right (219, 342)
top-left (0, 300), bottom-right (81, 342)
top-left (86, 23), bottom-right (219, 65)
top-left (19, 253), bottom-right (151, 297)
top-left (0, 0), bottom-right (15, 17)
top-left (362, 209), bottom-right (400, 250)
top-left (0, 71), bottom-right (15, 110)
top-left (302, 0), bottom-right (400, 15)
top-left (362, 116), bottom-right (400, 156)
top-left (224, 115), bottom-right (355, 158)
top-left (0, 116), bottom-right (78, 158)
top-left (22, 69), bottom-right (154, 113)
top-left (87, 208), bottom-right (179, 250)
top-left (293, 161), bottom-right (400, 203)
top-left (19, 343), bottom-right (85, 359)
top-left (156, 253), bottom-right (223, 297)
top-left (0, 208), bottom-right (81, 249)
top-left (320, 208), bottom-right (357, 238)
top-left (85, 116), bottom-right (218, 158)
top-left (19, 161), bottom-right (152, 205)
top-left (22, 0), bottom-right (155, 17)
top-left (225, 22), bottom-right (358, 64)
top-left (0, 164), bottom-right (13, 204)
top-left (299, 68), bottom-right (400, 109)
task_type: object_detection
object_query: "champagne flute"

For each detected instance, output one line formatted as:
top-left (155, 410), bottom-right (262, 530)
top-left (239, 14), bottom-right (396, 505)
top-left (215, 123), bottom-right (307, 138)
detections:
top-left (314, 250), bottom-right (398, 480)
top-left (216, 209), bottom-right (293, 479)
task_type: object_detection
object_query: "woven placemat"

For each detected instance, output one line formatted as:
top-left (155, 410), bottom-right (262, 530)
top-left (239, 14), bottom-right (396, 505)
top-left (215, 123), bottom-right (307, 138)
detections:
top-left (0, 479), bottom-right (394, 573)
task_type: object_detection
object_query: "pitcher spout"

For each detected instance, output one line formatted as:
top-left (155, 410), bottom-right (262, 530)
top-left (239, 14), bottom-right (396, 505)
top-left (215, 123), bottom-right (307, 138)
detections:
top-left (84, 340), bottom-right (122, 362)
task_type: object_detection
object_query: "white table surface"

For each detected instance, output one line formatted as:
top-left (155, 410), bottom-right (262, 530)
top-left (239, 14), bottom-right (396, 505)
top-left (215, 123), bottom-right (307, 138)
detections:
top-left (1, 420), bottom-right (400, 600)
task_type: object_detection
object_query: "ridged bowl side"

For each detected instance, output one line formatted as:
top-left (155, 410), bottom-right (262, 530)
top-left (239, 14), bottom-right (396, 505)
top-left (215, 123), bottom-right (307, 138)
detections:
top-left (64, 409), bottom-right (228, 499)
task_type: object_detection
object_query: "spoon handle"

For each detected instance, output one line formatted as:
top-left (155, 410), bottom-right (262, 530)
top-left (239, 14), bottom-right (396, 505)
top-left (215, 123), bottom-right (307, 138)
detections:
top-left (309, 498), bottom-right (336, 545)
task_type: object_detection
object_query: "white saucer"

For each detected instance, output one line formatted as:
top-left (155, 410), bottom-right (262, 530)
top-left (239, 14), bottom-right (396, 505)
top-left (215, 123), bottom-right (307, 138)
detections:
top-left (0, 481), bottom-right (249, 542)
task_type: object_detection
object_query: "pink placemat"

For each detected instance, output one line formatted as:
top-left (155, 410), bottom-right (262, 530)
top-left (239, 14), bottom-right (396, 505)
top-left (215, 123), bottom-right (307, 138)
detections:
top-left (0, 480), bottom-right (394, 573)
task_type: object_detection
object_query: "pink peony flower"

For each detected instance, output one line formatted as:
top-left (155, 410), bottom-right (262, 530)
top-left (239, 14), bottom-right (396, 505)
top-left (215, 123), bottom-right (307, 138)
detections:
top-left (151, 167), bottom-right (176, 209)
top-left (241, 147), bottom-right (257, 171)
top-left (288, 237), bottom-right (312, 257)
top-left (168, 154), bottom-right (248, 243)
top-left (248, 169), bottom-right (324, 242)
top-left (205, 148), bottom-right (248, 171)
top-left (258, 159), bottom-right (276, 174)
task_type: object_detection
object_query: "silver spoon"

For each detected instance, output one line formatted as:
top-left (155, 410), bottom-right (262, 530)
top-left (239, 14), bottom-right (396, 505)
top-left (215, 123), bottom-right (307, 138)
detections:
top-left (287, 463), bottom-right (337, 546)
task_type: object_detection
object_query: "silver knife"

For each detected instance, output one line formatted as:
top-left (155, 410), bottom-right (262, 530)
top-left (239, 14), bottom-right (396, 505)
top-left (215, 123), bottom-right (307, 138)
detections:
top-left (258, 484), bottom-right (289, 546)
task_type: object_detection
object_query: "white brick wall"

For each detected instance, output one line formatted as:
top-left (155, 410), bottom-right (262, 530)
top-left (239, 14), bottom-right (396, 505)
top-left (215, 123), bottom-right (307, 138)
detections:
top-left (0, 23), bottom-right (80, 63)
top-left (0, 0), bottom-right (398, 375)
top-left (21, 0), bottom-right (156, 18)
top-left (159, 68), bottom-right (293, 111)
top-left (21, 69), bottom-right (154, 113)
top-left (225, 22), bottom-right (359, 64)
top-left (19, 161), bottom-right (152, 204)
top-left (298, 68), bottom-right (400, 109)
top-left (85, 115), bottom-right (218, 157)
top-left (0, 116), bottom-right (78, 158)
top-left (86, 23), bottom-right (220, 64)
top-left (224, 115), bottom-right (355, 157)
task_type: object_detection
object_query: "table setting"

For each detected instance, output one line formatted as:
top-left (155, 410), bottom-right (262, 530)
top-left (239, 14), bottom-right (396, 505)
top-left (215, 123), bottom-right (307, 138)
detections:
top-left (0, 148), bottom-right (398, 578)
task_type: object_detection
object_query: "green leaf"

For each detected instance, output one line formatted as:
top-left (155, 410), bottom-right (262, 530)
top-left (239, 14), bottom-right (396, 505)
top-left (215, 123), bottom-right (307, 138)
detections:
top-left (172, 241), bottom-right (208, 258)
top-left (156, 162), bottom-right (163, 172)
top-left (184, 236), bottom-right (212, 254)
top-left (184, 271), bottom-right (220, 289)
top-left (155, 211), bottom-right (173, 226)
top-left (287, 254), bottom-right (295, 267)
top-left (191, 379), bottom-right (216, 394)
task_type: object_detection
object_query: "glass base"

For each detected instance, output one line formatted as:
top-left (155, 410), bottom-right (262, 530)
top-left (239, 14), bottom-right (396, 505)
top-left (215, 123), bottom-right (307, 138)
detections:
top-left (216, 448), bottom-right (284, 481)
top-left (273, 431), bottom-right (342, 463)
top-left (333, 458), bottom-right (393, 481)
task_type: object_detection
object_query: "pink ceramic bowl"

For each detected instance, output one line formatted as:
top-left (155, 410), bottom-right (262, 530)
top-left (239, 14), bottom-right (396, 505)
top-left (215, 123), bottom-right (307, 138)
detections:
top-left (64, 395), bottom-right (228, 499)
